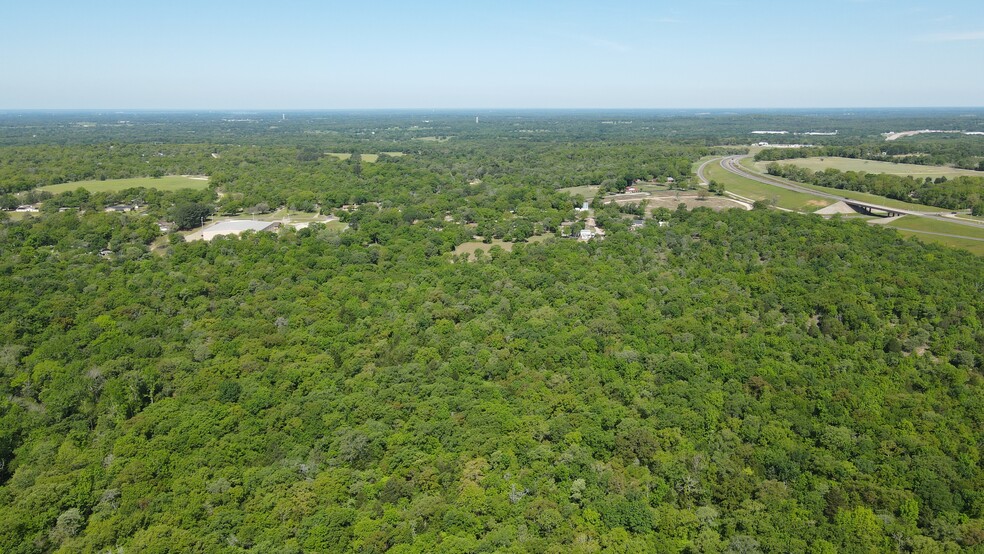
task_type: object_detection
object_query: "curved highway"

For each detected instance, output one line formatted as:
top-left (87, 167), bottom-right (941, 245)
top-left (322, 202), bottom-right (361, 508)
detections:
top-left (715, 155), bottom-right (984, 230)
top-left (695, 158), bottom-right (717, 185)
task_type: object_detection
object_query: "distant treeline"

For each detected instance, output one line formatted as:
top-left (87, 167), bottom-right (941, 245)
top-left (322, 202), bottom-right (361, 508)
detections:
top-left (2, 109), bottom-right (983, 146)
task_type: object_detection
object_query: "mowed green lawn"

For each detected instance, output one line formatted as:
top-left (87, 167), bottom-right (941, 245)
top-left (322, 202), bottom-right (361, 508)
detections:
top-left (558, 184), bottom-right (601, 199)
top-left (893, 230), bottom-right (984, 256)
top-left (41, 175), bottom-right (209, 194)
top-left (753, 157), bottom-right (984, 180)
top-left (886, 215), bottom-right (984, 239)
top-left (703, 161), bottom-right (832, 212)
top-left (884, 215), bottom-right (984, 255)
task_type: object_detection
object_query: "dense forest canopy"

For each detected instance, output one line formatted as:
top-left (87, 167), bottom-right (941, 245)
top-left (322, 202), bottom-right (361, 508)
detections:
top-left (1, 111), bottom-right (983, 552)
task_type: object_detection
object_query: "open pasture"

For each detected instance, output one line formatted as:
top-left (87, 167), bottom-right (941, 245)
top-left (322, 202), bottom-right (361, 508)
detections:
top-left (558, 184), bottom-right (601, 199)
top-left (40, 175), bottom-right (209, 194)
top-left (453, 234), bottom-right (551, 261)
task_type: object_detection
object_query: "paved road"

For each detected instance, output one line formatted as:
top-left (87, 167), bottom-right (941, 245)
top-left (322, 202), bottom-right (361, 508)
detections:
top-left (720, 156), bottom-right (854, 203)
top-left (696, 158), bottom-right (716, 185)
top-left (716, 155), bottom-right (984, 230)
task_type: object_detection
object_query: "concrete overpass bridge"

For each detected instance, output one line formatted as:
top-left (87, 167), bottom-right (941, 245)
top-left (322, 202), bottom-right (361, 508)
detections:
top-left (840, 200), bottom-right (911, 218)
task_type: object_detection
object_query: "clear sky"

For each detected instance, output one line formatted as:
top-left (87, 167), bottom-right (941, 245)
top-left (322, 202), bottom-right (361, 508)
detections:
top-left (2, 0), bottom-right (983, 109)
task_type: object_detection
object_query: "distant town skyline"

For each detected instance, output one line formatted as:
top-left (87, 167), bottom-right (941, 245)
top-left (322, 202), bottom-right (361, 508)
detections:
top-left (3, 0), bottom-right (983, 109)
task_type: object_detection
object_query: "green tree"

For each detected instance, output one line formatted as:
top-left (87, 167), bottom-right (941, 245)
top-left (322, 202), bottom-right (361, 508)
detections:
top-left (170, 202), bottom-right (213, 230)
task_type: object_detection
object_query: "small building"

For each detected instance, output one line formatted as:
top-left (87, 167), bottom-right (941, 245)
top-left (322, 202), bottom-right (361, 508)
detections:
top-left (575, 201), bottom-right (590, 212)
top-left (157, 221), bottom-right (174, 233)
top-left (15, 205), bottom-right (40, 213)
top-left (200, 220), bottom-right (280, 241)
top-left (578, 229), bottom-right (595, 241)
top-left (105, 204), bottom-right (137, 213)
top-left (99, 249), bottom-right (113, 257)
top-left (631, 219), bottom-right (645, 229)
top-left (626, 186), bottom-right (638, 193)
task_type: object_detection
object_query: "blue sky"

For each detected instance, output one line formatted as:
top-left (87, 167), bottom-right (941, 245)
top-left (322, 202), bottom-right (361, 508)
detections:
top-left (1, 0), bottom-right (982, 109)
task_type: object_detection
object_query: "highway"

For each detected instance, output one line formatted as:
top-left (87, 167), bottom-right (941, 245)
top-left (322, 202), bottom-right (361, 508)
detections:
top-left (695, 158), bottom-right (717, 185)
top-left (714, 155), bottom-right (984, 230)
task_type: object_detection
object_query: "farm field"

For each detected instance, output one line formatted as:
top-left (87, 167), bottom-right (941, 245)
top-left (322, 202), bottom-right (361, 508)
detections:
top-left (703, 161), bottom-right (832, 212)
top-left (753, 156), bottom-right (983, 180)
top-left (739, 158), bottom-right (949, 212)
top-left (40, 175), bottom-right (209, 194)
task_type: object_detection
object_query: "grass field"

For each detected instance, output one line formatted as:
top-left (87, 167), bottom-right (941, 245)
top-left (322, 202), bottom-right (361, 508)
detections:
top-left (753, 157), bottom-right (983, 180)
top-left (454, 234), bottom-right (552, 260)
top-left (693, 155), bottom-right (718, 177)
top-left (880, 215), bottom-right (984, 255)
top-left (892, 230), bottom-right (984, 256)
top-left (40, 175), bottom-right (209, 194)
top-left (738, 158), bottom-right (949, 212)
top-left (380, 152), bottom-right (405, 157)
top-left (704, 161), bottom-right (831, 212)
top-left (558, 185), bottom-right (601, 199)
top-left (885, 215), bottom-right (984, 239)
